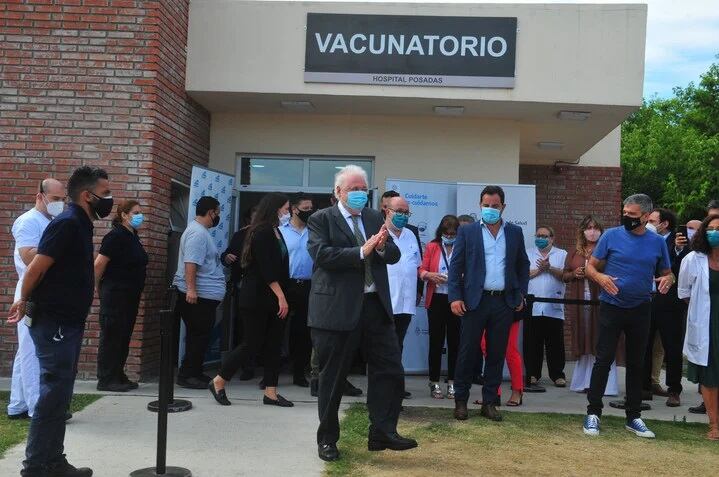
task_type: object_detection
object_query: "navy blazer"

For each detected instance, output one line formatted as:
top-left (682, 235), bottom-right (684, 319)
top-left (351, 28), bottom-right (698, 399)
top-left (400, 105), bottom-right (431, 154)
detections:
top-left (447, 221), bottom-right (530, 311)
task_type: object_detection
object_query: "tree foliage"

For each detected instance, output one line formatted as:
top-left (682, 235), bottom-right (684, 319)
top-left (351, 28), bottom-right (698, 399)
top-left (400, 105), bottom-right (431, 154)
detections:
top-left (621, 57), bottom-right (719, 221)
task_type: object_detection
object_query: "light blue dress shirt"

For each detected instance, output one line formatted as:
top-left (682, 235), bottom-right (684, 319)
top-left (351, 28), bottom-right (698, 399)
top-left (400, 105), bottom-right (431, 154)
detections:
top-left (481, 220), bottom-right (506, 291)
top-left (280, 222), bottom-right (314, 280)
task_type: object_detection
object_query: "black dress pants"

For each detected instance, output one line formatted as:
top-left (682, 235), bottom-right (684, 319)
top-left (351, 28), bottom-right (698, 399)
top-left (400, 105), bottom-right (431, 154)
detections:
top-left (587, 301), bottom-right (651, 420)
top-left (427, 294), bottom-right (460, 382)
top-left (220, 306), bottom-right (286, 387)
top-left (175, 293), bottom-right (220, 379)
top-left (642, 298), bottom-right (686, 394)
top-left (523, 315), bottom-right (566, 382)
top-left (97, 285), bottom-right (142, 384)
top-left (288, 280), bottom-right (312, 378)
top-left (311, 293), bottom-right (404, 445)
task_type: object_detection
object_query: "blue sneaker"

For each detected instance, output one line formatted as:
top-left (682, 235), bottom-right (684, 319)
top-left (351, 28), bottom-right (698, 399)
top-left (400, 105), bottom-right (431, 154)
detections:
top-left (625, 418), bottom-right (655, 438)
top-left (583, 414), bottom-right (600, 436)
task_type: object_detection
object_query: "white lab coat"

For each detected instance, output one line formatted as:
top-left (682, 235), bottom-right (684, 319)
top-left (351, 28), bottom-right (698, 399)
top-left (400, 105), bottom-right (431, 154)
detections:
top-left (678, 251), bottom-right (711, 366)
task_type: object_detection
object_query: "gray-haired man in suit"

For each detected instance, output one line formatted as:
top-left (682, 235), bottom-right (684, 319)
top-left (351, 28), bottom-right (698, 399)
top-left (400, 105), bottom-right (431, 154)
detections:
top-left (307, 165), bottom-right (418, 462)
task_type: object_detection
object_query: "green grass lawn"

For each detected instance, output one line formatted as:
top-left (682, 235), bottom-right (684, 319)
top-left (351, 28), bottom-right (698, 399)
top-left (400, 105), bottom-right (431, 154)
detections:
top-left (327, 404), bottom-right (719, 477)
top-left (0, 391), bottom-right (101, 458)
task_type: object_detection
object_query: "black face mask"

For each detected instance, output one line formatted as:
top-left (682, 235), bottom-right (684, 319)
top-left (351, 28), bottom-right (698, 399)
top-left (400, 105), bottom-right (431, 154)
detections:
top-left (622, 214), bottom-right (642, 231)
top-left (296, 209), bottom-right (314, 223)
top-left (211, 212), bottom-right (220, 228)
top-left (90, 192), bottom-right (113, 219)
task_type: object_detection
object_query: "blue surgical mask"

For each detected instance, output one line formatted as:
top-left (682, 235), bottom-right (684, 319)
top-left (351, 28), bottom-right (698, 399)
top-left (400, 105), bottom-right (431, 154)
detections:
top-left (441, 235), bottom-right (456, 245)
top-left (391, 212), bottom-right (409, 229)
top-left (535, 238), bottom-right (550, 249)
top-left (481, 207), bottom-right (501, 225)
top-left (130, 213), bottom-right (144, 229)
top-left (707, 230), bottom-right (719, 248)
top-left (346, 190), bottom-right (368, 210)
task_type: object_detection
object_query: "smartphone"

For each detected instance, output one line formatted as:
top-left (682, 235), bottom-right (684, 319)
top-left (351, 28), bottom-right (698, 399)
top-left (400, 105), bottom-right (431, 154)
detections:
top-left (678, 225), bottom-right (688, 237)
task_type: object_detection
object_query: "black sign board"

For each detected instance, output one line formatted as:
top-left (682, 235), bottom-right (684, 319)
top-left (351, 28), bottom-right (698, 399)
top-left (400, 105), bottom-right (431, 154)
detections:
top-left (304, 13), bottom-right (517, 88)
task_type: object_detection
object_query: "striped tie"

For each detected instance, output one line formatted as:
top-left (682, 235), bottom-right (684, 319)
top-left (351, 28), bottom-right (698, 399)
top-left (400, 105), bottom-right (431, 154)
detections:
top-left (351, 215), bottom-right (374, 287)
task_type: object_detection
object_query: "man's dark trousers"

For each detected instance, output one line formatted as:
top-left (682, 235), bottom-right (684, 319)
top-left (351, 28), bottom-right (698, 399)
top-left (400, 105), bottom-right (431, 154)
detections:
top-left (588, 302), bottom-right (651, 420)
top-left (454, 294), bottom-right (514, 405)
top-left (642, 298), bottom-right (686, 395)
top-left (175, 293), bottom-right (220, 379)
top-left (312, 293), bottom-right (404, 445)
top-left (288, 279), bottom-right (312, 379)
top-left (24, 315), bottom-right (85, 471)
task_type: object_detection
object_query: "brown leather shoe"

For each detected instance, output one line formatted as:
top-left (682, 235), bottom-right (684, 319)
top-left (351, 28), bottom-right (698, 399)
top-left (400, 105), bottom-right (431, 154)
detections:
top-left (454, 400), bottom-right (468, 420)
top-left (480, 403), bottom-right (503, 422)
top-left (666, 393), bottom-right (681, 407)
top-left (652, 383), bottom-right (669, 397)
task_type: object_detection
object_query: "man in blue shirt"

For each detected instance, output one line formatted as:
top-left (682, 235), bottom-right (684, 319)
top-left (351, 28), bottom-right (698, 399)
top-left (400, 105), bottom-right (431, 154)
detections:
top-left (8, 166), bottom-right (113, 477)
top-left (583, 194), bottom-right (674, 439)
top-left (280, 192), bottom-right (315, 387)
top-left (448, 185), bottom-right (530, 422)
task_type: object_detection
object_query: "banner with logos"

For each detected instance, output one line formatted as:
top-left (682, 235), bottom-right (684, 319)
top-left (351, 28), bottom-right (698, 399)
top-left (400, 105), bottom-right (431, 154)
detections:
top-left (306, 13), bottom-right (517, 88)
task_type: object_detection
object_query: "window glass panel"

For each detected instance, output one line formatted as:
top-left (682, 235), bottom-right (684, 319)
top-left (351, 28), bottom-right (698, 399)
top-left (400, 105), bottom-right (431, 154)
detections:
top-left (309, 159), bottom-right (373, 188)
top-left (239, 157), bottom-right (303, 186)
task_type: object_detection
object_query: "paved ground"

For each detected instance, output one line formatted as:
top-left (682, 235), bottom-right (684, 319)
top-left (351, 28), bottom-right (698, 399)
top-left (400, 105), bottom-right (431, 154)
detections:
top-left (0, 362), bottom-right (708, 476)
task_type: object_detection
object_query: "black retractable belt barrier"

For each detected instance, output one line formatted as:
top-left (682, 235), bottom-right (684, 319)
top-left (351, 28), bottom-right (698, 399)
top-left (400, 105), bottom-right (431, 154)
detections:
top-left (131, 286), bottom-right (192, 477)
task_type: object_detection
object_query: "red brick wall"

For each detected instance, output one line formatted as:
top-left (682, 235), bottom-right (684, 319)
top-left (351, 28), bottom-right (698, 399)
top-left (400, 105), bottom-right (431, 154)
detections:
top-left (519, 164), bottom-right (622, 356)
top-left (0, 0), bottom-right (209, 379)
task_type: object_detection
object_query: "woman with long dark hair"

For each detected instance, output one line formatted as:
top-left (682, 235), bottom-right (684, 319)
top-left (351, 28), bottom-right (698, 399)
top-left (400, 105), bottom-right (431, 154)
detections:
top-left (209, 192), bottom-right (293, 407)
top-left (420, 215), bottom-right (461, 399)
top-left (94, 199), bottom-right (148, 391)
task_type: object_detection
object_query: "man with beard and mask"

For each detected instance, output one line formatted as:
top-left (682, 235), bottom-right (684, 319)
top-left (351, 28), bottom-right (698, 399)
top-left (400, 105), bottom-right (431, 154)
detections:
top-left (642, 208), bottom-right (689, 406)
top-left (280, 192), bottom-right (315, 387)
top-left (583, 194), bottom-right (673, 439)
top-left (8, 166), bottom-right (111, 477)
top-left (8, 178), bottom-right (65, 422)
top-left (173, 196), bottom-right (227, 389)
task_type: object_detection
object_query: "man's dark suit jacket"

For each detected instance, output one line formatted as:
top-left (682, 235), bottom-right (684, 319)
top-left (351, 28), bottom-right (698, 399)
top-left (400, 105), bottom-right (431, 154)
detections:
top-left (654, 231), bottom-right (689, 308)
top-left (307, 205), bottom-right (401, 331)
top-left (447, 221), bottom-right (530, 311)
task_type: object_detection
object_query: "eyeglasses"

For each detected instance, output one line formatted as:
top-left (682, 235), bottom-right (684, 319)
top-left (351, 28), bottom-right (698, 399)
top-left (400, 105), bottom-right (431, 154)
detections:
top-left (389, 209), bottom-right (411, 217)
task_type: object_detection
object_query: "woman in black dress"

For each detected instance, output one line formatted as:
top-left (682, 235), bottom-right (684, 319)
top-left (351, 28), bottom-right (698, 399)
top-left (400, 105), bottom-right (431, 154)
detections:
top-left (209, 193), bottom-right (293, 407)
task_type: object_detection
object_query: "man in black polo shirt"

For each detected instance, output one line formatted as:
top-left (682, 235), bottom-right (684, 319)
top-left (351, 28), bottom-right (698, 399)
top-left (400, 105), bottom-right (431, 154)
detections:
top-left (8, 166), bottom-right (113, 477)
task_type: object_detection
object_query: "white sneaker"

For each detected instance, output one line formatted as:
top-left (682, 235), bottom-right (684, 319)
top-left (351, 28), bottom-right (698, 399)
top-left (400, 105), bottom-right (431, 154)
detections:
top-left (625, 418), bottom-right (655, 438)
top-left (583, 414), bottom-right (600, 436)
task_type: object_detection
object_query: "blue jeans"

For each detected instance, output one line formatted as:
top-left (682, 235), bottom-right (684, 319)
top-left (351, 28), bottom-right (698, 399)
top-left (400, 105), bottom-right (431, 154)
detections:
top-left (24, 318), bottom-right (84, 470)
top-left (453, 295), bottom-right (514, 404)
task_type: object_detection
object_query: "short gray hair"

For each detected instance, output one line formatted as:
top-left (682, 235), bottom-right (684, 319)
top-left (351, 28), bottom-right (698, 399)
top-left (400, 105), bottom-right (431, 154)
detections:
top-left (624, 193), bottom-right (653, 213)
top-left (334, 165), bottom-right (369, 199)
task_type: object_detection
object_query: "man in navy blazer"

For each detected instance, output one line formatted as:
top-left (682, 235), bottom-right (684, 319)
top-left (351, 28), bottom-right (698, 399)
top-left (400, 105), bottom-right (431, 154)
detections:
top-left (448, 185), bottom-right (530, 421)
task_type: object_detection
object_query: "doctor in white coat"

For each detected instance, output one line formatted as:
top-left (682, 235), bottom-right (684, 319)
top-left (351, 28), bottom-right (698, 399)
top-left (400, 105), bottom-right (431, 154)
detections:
top-left (678, 214), bottom-right (719, 441)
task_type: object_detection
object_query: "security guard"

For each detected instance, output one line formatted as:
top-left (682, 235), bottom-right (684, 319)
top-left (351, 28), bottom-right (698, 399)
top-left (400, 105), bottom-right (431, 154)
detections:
top-left (8, 166), bottom-right (113, 477)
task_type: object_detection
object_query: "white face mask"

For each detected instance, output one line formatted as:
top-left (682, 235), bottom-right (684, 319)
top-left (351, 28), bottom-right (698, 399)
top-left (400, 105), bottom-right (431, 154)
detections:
top-left (645, 223), bottom-right (658, 234)
top-left (687, 228), bottom-right (696, 241)
top-left (43, 195), bottom-right (64, 218)
top-left (279, 212), bottom-right (291, 225)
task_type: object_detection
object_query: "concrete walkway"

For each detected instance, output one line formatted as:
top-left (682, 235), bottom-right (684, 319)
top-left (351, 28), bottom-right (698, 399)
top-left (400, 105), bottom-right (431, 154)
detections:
top-left (0, 362), bottom-right (709, 476)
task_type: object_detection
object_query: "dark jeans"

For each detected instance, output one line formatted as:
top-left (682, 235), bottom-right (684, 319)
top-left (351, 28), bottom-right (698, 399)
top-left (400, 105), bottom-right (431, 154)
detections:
top-left (523, 315), bottom-right (566, 382)
top-left (643, 299), bottom-right (686, 394)
top-left (454, 294), bottom-right (514, 404)
top-left (220, 307), bottom-right (286, 387)
top-left (288, 280), bottom-right (312, 378)
top-left (97, 286), bottom-right (141, 384)
top-left (24, 317), bottom-right (85, 471)
top-left (587, 301), bottom-right (651, 421)
top-left (175, 294), bottom-right (220, 379)
top-left (312, 293), bottom-right (403, 445)
top-left (428, 294), bottom-right (460, 382)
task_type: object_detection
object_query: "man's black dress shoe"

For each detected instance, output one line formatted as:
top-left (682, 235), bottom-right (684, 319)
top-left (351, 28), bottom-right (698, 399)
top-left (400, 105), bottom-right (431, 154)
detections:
top-left (318, 443), bottom-right (339, 461)
top-left (368, 431), bottom-right (418, 451)
top-left (343, 380), bottom-right (363, 397)
top-left (524, 383), bottom-right (546, 393)
top-left (120, 374), bottom-right (139, 390)
top-left (208, 381), bottom-right (231, 406)
top-left (480, 403), bottom-right (502, 422)
top-left (454, 400), bottom-right (468, 420)
top-left (689, 401), bottom-right (706, 414)
top-left (310, 378), bottom-right (319, 397)
top-left (44, 458), bottom-right (93, 477)
top-left (8, 411), bottom-right (29, 420)
top-left (176, 376), bottom-right (208, 389)
top-left (96, 381), bottom-right (132, 392)
top-left (263, 394), bottom-right (294, 407)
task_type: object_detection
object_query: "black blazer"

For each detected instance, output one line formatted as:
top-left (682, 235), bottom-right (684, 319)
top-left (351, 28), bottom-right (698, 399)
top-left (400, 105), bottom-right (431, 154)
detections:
top-left (237, 225), bottom-right (289, 312)
top-left (654, 231), bottom-right (689, 308)
top-left (307, 205), bottom-right (401, 331)
top-left (221, 227), bottom-right (248, 285)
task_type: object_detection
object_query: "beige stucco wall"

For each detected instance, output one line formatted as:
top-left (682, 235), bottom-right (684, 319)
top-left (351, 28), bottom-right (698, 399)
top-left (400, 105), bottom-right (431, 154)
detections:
top-left (579, 126), bottom-right (621, 167)
top-left (208, 113), bottom-right (520, 185)
top-left (187, 1), bottom-right (646, 107)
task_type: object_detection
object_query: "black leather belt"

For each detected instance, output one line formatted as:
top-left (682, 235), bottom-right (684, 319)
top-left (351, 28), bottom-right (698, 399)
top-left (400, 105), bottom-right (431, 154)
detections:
top-left (483, 290), bottom-right (505, 296)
